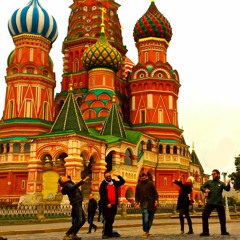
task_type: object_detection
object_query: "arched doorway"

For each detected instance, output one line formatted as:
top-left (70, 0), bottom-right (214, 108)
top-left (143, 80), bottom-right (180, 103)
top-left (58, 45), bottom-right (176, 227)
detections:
top-left (42, 171), bottom-right (59, 200)
top-left (105, 151), bottom-right (115, 172)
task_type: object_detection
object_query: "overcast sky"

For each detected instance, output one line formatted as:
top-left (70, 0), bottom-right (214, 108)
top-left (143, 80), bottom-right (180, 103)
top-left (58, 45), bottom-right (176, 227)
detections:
top-left (0, 0), bottom-right (240, 177)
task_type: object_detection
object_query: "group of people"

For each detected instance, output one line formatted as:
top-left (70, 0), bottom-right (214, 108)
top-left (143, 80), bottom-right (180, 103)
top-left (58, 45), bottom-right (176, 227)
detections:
top-left (58, 168), bottom-right (231, 239)
top-left (173, 169), bottom-right (231, 237)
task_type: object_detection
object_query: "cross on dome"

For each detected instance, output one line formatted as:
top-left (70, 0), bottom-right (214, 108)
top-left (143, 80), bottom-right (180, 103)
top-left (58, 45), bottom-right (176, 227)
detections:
top-left (100, 7), bottom-right (106, 32)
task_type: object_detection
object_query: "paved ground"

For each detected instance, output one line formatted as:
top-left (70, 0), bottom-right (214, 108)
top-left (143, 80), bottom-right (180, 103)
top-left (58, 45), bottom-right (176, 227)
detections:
top-left (1, 217), bottom-right (240, 239)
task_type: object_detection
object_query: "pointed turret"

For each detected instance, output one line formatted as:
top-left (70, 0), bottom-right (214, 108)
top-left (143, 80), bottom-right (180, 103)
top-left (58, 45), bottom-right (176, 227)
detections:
top-left (51, 79), bottom-right (89, 133)
top-left (191, 143), bottom-right (204, 172)
top-left (100, 95), bottom-right (126, 138)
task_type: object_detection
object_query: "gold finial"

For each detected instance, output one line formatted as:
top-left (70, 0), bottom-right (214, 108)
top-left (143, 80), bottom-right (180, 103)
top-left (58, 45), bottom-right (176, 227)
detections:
top-left (151, 0), bottom-right (155, 3)
top-left (112, 95), bottom-right (116, 103)
top-left (100, 7), bottom-right (106, 33)
top-left (69, 75), bottom-right (73, 92)
top-left (192, 142), bottom-right (195, 151)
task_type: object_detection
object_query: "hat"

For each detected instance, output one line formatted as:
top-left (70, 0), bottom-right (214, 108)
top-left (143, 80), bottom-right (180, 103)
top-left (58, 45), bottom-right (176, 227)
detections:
top-left (187, 176), bottom-right (195, 184)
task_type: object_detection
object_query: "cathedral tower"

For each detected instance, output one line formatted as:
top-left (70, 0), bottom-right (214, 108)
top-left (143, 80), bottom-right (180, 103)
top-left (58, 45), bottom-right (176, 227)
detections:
top-left (129, 0), bottom-right (182, 142)
top-left (0, 0), bottom-right (58, 137)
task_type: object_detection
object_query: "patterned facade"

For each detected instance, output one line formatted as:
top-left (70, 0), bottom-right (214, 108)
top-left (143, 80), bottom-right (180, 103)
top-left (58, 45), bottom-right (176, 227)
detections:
top-left (0, 0), bottom-right (207, 205)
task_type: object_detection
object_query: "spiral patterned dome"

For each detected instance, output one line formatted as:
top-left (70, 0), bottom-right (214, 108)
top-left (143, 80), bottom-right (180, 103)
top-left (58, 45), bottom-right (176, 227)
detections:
top-left (133, 1), bottom-right (172, 43)
top-left (8, 0), bottom-right (58, 43)
top-left (82, 29), bottom-right (123, 73)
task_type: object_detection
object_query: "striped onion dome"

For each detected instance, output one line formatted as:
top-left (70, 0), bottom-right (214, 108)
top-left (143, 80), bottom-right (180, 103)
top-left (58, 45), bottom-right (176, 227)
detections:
top-left (82, 25), bottom-right (123, 73)
top-left (8, 0), bottom-right (58, 43)
top-left (133, 0), bottom-right (172, 43)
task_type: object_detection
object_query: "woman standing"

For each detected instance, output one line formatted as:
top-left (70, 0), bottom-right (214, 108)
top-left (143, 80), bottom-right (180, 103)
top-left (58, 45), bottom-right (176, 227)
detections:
top-left (173, 176), bottom-right (194, 234)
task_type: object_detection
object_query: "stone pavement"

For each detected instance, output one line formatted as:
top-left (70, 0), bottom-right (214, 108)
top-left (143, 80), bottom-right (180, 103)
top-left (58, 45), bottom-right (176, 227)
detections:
top-left (1, 217), bottom-right (240, 240)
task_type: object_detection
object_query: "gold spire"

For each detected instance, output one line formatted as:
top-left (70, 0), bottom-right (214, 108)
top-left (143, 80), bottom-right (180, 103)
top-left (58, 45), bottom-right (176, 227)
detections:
top-left (100, 7), bottom-right (106, 33)
top-left (151, 0), bottom-right (155, 3)
top-left (192, 142), bottom-right (195, 151)
top-left (112, 95), bottom-right (116, 103)
top-left (69, 75), bottom-right (73, 92)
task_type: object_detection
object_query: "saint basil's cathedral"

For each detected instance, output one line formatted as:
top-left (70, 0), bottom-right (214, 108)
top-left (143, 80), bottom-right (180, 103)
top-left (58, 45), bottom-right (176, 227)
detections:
top-left (0, 0), bottom-right (207, 205)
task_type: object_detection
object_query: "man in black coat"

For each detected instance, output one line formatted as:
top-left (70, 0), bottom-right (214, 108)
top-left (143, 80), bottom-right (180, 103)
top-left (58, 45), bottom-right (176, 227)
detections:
top-left (58, 175), bottom-right (89, 240)
top-left (135, 172), bottom-right (159, 238)
top-left (99, 170), bottom-right (125, 239)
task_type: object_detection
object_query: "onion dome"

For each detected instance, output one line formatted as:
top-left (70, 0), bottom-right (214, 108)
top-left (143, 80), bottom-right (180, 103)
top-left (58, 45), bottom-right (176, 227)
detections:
top-left (82, 25), bottom-right (123, 73)
top-left (8, 0), bottom-right (58, 43)
top-left (133, 0), bottom-right (172, 43)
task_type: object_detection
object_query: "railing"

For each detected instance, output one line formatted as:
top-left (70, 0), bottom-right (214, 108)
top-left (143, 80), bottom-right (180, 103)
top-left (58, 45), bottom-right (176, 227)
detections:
top-left (0, 203), bottom-right (240, 221)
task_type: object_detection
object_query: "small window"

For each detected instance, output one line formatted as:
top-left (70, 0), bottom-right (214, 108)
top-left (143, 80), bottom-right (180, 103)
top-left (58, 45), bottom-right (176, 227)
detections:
top-left (27, 67), bottom-right (34, 74)
top-left (164, 177), bottom-right (167, 186)
top-left (21, 180), bottom-right (25, 189)
top-left (43, 70), bottom-right (48, 76)
top-left (140, 109), bottom-right (145, 124)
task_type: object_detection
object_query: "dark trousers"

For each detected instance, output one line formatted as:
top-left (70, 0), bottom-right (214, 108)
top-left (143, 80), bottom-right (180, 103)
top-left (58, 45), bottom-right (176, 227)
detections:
top-left (202, 203), bottom-right (227, 234)
top-left (67, 202), bottom-right (86, 235)
top-left (87, 212), bottom-right (97, 232)
top-left (179, 205), bottom-right (192, 232)
top-left (102, 204), bottom-right (117, 236)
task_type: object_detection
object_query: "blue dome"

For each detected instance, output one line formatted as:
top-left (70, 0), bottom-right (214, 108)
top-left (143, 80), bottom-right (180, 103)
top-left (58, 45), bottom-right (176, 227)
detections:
top-left (8, 0), bottom-right (58, 43)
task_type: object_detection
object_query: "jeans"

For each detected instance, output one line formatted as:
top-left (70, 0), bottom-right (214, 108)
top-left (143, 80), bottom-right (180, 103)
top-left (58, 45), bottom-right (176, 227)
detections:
top-left (87, 212), bottom-right (96, 232)
top-left (142, 208), bottom-right (155, 233)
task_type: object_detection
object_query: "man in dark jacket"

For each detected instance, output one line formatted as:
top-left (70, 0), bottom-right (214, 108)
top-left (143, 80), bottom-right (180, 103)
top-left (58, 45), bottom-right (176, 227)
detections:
top-left (200, 169), bottom-right (230, 237)
top-left (58, 175), bottom-right (89, 240)
top-left (87, 193), bottom-right (98, 234)
top-left (99, 170), bottom-right (125, 239)
top-left (135, 172), bottom-right (159, 238)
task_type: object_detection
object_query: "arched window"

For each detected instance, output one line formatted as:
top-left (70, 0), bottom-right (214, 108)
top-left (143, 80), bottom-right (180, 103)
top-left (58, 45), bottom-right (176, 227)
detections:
top-left (13, 142), bottom-right (21, 153)
top-left (24, 143), bottom-right (30, 153)
top-left (158, 144), bottom-right (163, 154)
top-left (166, 145), bottom-right (170, 154)
top-left (0, 144), bottom-right (4, 153)
top-left (146, 140), bottom-right (152, 151)
top-left (173, 146), bottom-right (177, 154)
top-left (138, 141), bottom-right (144, 156)
top-left (124, 148), bottom-right (132, 166)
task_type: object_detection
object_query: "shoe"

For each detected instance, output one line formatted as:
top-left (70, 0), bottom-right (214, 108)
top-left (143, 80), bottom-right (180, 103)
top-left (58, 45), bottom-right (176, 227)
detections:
top-left (71, 234), bottom-right (81, 240)
top-left (63, 235), bottom-right (71, 240)
top-left (200, 232), bottom-right (210, 237)
top-left (94, 226), bottom-right (98, 232)
top-left (102, 235), bottom-right (109, 239)
top-left (146, 232), bottom-right (153, 236)
top-left (87, 231), bottom-right (91, 234)
top-left (187, 230), bottom-right (194, 234)
top-left (142, 232), bottom-right (148, 237)
top-left (221, 232), bottom-right (230, 235)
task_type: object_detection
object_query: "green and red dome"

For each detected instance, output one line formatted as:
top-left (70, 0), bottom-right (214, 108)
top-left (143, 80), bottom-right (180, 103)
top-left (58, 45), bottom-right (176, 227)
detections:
top-left (82, 30), bottom-right (123, 73)
top-left (133, 1), bottom-right (172, 43)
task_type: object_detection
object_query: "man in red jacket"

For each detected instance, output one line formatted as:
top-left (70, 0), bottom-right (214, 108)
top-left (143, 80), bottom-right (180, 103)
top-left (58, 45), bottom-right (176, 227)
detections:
top-left (99, 170), bottom-right (125, 239)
